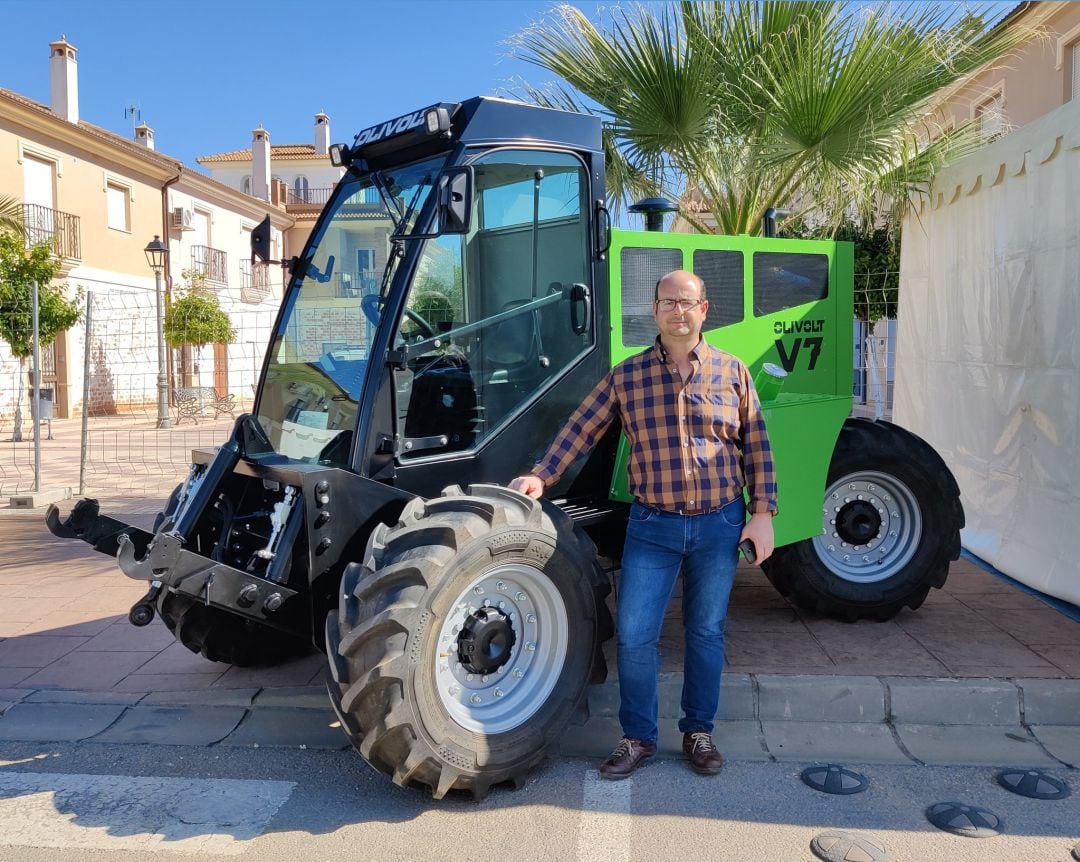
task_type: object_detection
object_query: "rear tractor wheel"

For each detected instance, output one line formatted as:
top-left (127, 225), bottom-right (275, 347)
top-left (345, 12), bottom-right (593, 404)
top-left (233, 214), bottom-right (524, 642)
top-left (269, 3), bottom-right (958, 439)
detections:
top-left (326, 484), bottom-right (611, 800)
top-left (763, 418), bottom-right (964, 621)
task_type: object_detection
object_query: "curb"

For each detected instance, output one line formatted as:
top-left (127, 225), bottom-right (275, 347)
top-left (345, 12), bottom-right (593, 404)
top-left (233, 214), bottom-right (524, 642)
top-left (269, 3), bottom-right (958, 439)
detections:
top-left (2, 674), bottom-right (1079, 769)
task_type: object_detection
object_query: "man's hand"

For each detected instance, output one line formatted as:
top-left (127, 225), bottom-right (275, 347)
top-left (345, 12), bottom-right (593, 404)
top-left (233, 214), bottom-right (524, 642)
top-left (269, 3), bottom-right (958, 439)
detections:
top-left (508, 475), bottom-right (545, 499)
top-left (740, 512), bottom-right (775, 565)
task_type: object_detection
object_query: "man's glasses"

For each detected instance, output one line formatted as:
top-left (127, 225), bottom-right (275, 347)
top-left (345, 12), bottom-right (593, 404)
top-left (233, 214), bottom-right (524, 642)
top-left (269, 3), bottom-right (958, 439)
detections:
top-left (655, 298), bottom-right (704, 312)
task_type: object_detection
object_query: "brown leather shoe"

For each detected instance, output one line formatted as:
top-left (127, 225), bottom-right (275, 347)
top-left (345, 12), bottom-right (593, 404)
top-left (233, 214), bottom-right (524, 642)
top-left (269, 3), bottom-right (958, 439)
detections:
top-left (683, 732), bottom-right (724, 775)
top-left (598, 737), bottom-right (657, 780)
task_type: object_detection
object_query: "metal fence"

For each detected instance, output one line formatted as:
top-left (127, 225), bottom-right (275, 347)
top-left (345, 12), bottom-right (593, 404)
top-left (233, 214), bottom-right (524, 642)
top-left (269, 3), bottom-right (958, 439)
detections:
top-left (3, 273), bottom-right (899, 505)
top-left (1, 288), bottom-right (275, 502)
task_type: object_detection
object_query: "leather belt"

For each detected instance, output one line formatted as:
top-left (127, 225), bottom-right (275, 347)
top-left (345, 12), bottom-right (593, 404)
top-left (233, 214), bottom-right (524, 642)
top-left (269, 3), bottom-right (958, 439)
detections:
top-left (638, 500), bottom-right (721, 516)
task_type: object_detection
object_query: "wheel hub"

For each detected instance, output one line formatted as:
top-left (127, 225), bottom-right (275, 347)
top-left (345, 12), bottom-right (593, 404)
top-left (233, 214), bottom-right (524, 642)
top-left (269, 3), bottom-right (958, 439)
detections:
top-left (457, 607), bottom-right (516, 674)
top-left (813, 471), bottom-right (923, 584)
top-left (835, 500), bottom-right (881, 546)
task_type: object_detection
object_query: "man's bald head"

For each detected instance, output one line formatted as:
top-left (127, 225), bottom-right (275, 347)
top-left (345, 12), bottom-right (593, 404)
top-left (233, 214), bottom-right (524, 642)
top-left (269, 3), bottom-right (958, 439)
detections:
top-left (655, 270), bottom-right (706, 302)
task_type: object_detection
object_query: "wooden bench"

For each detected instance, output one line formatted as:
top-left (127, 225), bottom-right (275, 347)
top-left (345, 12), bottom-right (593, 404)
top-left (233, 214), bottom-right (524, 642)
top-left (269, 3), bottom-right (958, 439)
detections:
top-left (174, 386), bottom-right (236, 425)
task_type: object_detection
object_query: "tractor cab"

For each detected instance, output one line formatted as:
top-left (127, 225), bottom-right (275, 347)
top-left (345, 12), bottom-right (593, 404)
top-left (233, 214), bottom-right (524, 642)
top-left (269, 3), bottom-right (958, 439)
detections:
top-left (248, 98), bottom-right (611, 504)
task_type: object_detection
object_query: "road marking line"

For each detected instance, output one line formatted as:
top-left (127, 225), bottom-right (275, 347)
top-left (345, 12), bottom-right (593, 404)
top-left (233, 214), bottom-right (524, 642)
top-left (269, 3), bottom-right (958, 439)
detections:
top-left (0, 772), bottom-right (294, 855)
top-left (576, 770), bottom-right (633, 862)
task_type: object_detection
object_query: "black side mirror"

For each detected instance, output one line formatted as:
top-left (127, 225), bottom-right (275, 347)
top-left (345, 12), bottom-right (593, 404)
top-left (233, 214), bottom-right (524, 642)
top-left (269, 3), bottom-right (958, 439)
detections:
top-left (251, 216), bottom-right (273, 262)
top-left (436, 166), bottom-right (473, 235)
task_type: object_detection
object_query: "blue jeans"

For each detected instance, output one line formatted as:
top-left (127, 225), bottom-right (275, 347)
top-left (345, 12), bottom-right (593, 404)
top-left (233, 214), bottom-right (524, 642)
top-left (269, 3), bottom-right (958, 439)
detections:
top-left (616, 499), bottom-right (744, 746)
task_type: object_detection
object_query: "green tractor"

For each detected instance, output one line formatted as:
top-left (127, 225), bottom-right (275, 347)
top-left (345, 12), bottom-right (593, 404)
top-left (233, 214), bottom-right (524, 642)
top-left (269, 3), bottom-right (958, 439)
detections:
top-left (47, 97), bottom-right (962, 799)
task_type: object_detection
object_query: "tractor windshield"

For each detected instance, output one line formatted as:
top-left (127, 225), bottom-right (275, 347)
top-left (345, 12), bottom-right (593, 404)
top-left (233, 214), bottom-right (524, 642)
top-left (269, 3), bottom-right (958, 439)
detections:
top-left (252, 153), bottom-right (448, 465)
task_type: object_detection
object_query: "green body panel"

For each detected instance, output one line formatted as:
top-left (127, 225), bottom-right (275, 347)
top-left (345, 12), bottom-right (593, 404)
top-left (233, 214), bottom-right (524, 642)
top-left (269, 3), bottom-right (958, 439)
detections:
top-left (605, 229), bottom-right (855, 548)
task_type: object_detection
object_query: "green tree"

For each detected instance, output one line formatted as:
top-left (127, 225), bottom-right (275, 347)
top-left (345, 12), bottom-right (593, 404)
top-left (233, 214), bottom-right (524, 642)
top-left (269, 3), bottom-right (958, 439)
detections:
top-left (0, 195), bottom-right (23, 237)
top-left (0, 230), bottom-right (83, 440)
top-left (163, 269), bottom-right (235, 349)
top-left (514, 2), bottom-right (1030, 234)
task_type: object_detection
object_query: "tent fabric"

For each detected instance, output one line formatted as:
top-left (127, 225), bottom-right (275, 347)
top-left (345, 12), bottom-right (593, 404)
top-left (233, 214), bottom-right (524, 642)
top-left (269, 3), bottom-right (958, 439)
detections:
top-left (897, 99), bottom-right (1080, 606)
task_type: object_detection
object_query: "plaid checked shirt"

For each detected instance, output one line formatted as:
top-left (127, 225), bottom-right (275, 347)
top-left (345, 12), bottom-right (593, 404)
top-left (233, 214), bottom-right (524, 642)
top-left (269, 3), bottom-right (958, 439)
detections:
top-left (532, 337), bottom-right (778, 515)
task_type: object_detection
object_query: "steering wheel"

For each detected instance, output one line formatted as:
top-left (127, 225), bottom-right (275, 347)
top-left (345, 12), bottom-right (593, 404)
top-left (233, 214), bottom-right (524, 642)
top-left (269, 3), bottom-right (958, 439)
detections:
top-left (361, 293), bottom-right (438, 339)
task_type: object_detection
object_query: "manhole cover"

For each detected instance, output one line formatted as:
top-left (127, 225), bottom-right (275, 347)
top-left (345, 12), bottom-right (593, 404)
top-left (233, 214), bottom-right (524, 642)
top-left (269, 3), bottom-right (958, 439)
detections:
top-left (801, 764), bottom-right (869, 795)
top-left (810, 830), bottom-right (887, 862)
top-left (995, 769), bottom-right (1070, 800)
top-left (926, 802), bottom-right (1002, 838)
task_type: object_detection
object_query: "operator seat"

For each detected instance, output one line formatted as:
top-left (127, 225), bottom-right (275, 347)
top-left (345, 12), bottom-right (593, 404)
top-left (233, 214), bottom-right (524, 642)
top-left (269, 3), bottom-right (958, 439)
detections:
top-left (484, 299), bottom-right (550, 426)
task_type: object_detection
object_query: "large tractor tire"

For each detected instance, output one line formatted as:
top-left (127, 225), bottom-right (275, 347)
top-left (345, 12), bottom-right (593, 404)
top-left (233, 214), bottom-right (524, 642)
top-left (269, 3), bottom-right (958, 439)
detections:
top-left (157, 592), bottom-right (312, 667)
top-left (763, 418), bottom-right (963, 622)
top-left (326, 484), bottom-right (611, 800)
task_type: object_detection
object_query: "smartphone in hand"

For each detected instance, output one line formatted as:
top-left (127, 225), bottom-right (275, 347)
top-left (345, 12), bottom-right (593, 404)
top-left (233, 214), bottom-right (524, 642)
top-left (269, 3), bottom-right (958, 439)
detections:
top-left (738, 538), bottom-right (757, 565)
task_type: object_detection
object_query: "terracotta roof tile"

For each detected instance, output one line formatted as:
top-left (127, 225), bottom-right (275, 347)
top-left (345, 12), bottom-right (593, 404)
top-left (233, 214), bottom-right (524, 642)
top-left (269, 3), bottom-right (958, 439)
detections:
top-left (197, 144), bottom-right (331, 164)
top-left (0, 86), bottom-right (181, 171)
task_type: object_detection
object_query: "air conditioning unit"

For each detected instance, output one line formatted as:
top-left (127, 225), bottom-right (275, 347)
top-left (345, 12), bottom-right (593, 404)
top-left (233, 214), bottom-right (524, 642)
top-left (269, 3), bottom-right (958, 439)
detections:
top-left (170, 207), bottom-right (195, 231)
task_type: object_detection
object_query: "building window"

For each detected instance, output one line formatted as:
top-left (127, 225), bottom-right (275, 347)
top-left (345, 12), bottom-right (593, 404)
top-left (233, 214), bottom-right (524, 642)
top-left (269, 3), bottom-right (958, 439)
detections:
top-left (975, 89), bottom-right (1005, 140)
top-left (242, 175), bottom-right (251, 195)
top-left (106, 182), bottom-right (129, 231)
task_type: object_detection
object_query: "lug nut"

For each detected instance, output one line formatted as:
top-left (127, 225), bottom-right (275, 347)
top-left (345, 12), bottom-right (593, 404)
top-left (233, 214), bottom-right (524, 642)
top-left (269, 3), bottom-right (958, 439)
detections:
top-left (473, 586), bottom-right (484, 595)
top-left (470, 694), bottom-right (482, 704)
top-left (525, 642), bottom-right (536, 652)
top-left (526, 613), bottom-right (536, 624)
top-left (494, 689), bottom-right (504, 698)
top-left (496, 581), bottom-right (506, 591)
top-left (516, 591), bottom-right (527, 602)
top-left (512, 668), bottom-right (523, 679)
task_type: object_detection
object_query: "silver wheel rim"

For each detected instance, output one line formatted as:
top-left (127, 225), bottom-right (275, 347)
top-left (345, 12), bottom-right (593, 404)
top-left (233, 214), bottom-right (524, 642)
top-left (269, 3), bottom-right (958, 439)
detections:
top-left (435, 563), bottom-right (568, 734)
top-left (813, 470), bottom-right (922, 584)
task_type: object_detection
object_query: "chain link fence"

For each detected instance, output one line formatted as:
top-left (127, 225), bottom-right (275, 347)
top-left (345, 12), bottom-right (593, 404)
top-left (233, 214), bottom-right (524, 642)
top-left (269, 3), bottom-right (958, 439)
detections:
top-left (1, 287), bottom-right (276, 503)
top-left (4, 275), bottom-right (899, 504)
top-left (852, 272), bottom-right (898, 421)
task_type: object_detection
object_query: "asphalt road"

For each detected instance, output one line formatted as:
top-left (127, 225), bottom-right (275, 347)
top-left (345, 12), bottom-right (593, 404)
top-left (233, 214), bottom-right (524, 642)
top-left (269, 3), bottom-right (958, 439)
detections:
top-left (0, 741), bottom-right (1077, 862)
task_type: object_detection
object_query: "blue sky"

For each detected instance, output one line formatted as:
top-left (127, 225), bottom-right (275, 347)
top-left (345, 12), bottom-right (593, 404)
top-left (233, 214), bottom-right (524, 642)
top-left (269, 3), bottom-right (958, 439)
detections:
top-left (1, 0), bottom-right (605, 169)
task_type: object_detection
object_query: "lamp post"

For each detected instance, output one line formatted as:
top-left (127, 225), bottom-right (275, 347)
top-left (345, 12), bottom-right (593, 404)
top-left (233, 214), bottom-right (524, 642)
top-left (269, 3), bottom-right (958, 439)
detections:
top-left (145, 235), bottom-right (171, 429)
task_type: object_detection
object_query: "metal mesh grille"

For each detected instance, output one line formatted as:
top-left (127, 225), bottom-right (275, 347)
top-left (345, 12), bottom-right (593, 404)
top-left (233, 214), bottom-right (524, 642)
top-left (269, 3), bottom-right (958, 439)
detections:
top-left (692, 250), bottom-right (743, 327)
top-left (753, 252), bottom-right (829, 316)
top-left (620, 247), bottom-right (682, 346)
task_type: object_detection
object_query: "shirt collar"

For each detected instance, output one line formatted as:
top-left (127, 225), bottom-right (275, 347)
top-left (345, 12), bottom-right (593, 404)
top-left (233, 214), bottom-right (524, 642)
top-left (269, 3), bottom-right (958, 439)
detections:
top-left (652, 335), bottom-right (714, 365)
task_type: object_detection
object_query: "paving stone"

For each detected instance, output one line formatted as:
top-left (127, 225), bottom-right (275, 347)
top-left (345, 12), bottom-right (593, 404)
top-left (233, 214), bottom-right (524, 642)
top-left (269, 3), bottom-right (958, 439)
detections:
top-left (142, 688), bottom-right (259, 707)
top-left (112, 673), bottom-right (226, 692)
top-left (758, 675), bottom-right (884, 722)
top-left (92, 706), bottom-right (247, 746)
top-left (1018, 679), bottom-right (1080, 725)
top-left (20, 650), bottom-right (153, 690)
top-left (24, 689), bottom-right (146, 706)
top-left (253, 686), bottom-right (331, 709)
top-left (1028, 644), bottom-right (1080, 676)
top-left (211, 653), bottom-right (326, 689)
top-left (1028, 725), bottom-right (1080, 766)
top-left (970, 607), bottom-right (1080, 646)
top-left (894, 723), bottom-right (1060, 767)
top-left (761, 721), bottom-right (909, 763)
top-left (725, 629), bottom-right (835, 669)
top-left (17, 614), bottom-right (120, 637)
top-left (886, 678), bottom-right (1020, 725)
top-left (79, 621), bottom-right (176, 652)
top-left (0, 668), bottom-right (35, 688)
top-left (132, 642), bottom-right (231, 676)
top-left (221, 707), bottom-right (348, 750)
top-left (0, 635), bottom-right (88, 667)
top-left (0, 702), bottom-right (126, 741)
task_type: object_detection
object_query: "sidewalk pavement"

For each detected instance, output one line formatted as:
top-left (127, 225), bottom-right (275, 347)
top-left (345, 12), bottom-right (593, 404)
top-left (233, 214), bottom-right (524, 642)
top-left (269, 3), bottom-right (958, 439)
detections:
top-left (1, 509), bottom-right (1078, 770)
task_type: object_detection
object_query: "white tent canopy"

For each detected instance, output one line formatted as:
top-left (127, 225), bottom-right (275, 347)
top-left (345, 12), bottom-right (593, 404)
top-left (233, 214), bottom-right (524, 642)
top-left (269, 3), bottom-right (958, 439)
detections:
top-left (897, 99), bottom-right (1080, 606)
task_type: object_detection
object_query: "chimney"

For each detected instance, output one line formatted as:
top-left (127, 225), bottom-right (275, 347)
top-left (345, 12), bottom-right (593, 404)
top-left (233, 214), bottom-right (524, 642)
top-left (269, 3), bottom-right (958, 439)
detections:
top-left (134, 122), bottom-right (155, 150)
top-left (252, 126), bottom-right (271, 201)
top-left (49, 35), bottom-right (79, 124)
top-left (314, 112), bottom-right (330, 155)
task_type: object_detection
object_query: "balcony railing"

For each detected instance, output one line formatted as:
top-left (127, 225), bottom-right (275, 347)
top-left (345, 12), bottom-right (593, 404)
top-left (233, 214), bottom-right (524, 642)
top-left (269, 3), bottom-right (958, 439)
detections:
top-left (22, 204), bottom-right (81, 260)
top-left (239, 258), bottom-right (271, 303)
top-left (286, 187), bottom-right (334, 206)
top-left (336, 270), bottom-right (379, 298)
top-left (191, 245), bottom-right (228, 284)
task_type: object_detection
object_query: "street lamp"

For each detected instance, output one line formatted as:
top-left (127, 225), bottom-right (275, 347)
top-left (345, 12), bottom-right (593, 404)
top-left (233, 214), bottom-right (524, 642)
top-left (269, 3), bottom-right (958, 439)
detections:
top-left (144, 235), bottom-right (171, 429)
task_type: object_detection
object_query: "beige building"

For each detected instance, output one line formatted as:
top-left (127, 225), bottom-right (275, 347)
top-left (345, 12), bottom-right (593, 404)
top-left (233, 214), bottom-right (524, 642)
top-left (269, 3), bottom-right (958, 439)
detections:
top-left (931, 2), bottom-right (1080, 138)
top-left (0, 37), bottom-right (293, 422)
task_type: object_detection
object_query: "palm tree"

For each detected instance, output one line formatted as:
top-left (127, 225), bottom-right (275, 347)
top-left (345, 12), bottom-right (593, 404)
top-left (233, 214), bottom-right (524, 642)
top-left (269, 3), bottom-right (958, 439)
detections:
top-left (0, 194), bottom-right (23, 237)
top-left (513, 2), bottom-right (1030, 234)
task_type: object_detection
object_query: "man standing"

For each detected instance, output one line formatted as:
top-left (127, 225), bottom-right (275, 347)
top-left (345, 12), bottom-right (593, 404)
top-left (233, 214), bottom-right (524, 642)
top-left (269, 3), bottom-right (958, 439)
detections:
top-left (510, 269), bottom-right (777, 779)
